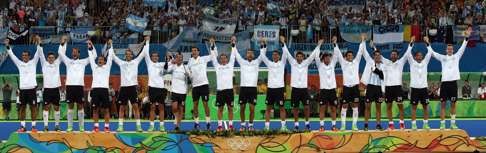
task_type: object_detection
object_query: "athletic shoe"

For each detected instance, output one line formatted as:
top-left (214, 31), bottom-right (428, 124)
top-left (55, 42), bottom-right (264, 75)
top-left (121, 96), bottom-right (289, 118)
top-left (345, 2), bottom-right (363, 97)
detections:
top-left (388, 124), bottom-right (395, 131)
top-left (54, 125), bottom-right (61, 132)
top-left (17, 126), bottom-right (26, 133)
top-left (239, 126), bottom-right (246, 132)
top-left (136, 124), bottom-right (143, 132)
top-left (280, 126), bottom-right (288, 132)
top-left (194, 123), bottom-right (200, 131)
top-left (332, 125), bottom-right (338, 131)
top-left (352, 124), bottom-right (358, 131)
top-left (92, 127), bottom-right (99, 133)
top-left (376, 124), bottom-right (383, 131)
top-left (116, 126), bottom-right (124, 132)
top-left (160, 125), bottom-right (166, 132)
top-left (44, 126), bottom-right (49, 132)
top-left (206, 123), bottom-right (211, 130)
top-left (399, 123), bottom-right (405, 130)
top-left (451, 123), bottom-right (458, 129)
top-left (305, 124), bottom-right (311, 131)
top-left (104, 127), bottom-right (110, 133)
top-left (293, 126), bottom-right (299, 132)
top-left (66, 125), bottom-right (73, 132)
top-left (217, 126), bottom-right (223, 132)
top-left (411, 122), bottom-right (417, 131)
top-left (248, 126), bottom-right (255, 131)
top-left (31, 127), bottom-right (38, 133)
top-left (79, 125), bottom-right (85, 132)
top-left (340, 123), bottom-right (346, 131)
top-left (147, 125), bottom-right (155, 132)
top-left (319, 126), bottom-right (325, 132)
top-left (440, 122), bottom-right (446, 130)
top-left (423, 123), bottom-right (430, 130)
top-left (264, 126), bottom-right (270, 131)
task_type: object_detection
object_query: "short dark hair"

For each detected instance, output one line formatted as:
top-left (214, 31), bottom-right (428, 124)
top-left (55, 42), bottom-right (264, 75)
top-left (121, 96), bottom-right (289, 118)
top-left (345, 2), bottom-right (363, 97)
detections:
top-left (295, 51), bottom-right (304, 56)
top-left (47, 52), bottom-right (56, 57)
top-left (272, 50), bottom-right (279, 54)
top-left (320, 52), bottom-right (331, 60)
top-left (373, 51), bottom-right (381, 56)
top-left (22, 50), bottom-right (30, 56)
top-left (391, 49), bottom-right (399, 54)
top-left (414, 51), bottom-right (423, 56)
top-left (191, 46), bottom-right (199, 51)
top-left (345, 50), bottom-right (353, 56)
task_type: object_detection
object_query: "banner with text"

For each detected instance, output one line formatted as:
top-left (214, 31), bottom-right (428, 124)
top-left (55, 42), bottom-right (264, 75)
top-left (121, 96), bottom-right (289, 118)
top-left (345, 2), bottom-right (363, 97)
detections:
top-left (7, 28), bottom-right (29, 40)
top-left (30, 26), bottom-right (57, 44)
top-left (373, 25), bottom-right (404, 44)
top-left (69, 27), bottom-right (91, 43)
top-left (339, 24), bottom-right (371, 43)
top-left (454, 25), bottom-right (480, 42)
top-left (143, 0), bottom-right (166, 8)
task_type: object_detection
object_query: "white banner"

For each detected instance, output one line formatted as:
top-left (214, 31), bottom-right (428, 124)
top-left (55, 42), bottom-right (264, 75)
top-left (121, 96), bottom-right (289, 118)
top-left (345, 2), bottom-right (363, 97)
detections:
top-left (253, 25), bottom-right (280, 42)
top-left (200, 17), bottom-right (236, 42)
top-left (7, 28), bottom-right (29, 40)
top-left (373, 25), bottom-right (404, 44)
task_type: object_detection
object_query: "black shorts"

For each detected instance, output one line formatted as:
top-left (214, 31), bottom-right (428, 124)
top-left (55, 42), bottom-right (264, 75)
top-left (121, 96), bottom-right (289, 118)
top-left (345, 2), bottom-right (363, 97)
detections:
top-left (440, 81), bottom-right (458, 102)
top-left (216, 89), bottom-right (234, 107)
top-left (266, 88), bottom-right (285, 106)
top-left (411, 88), bottom-right (429, 105)
top-left (43, 88), bottom-right (60, 106)
top-left (319, 89), bottom-right (338, 106)
top-left (385, 86), bottom-right (403, 103)
top-left (192, 84), bottom-right (209, 102)
top-left (171, 93), bottom-right (186, 105)
top-left (148, 87), bottom-right (167, 104)
top-left (118, 86), bottom-right (138, 105)
top-left (3, 101), bottom-right (11, 111)
top-left (366, 85), bottom-right (383, 103)
top-left (342, 85), bottom-right (360, 104)
top-left (90, 88), bottom-right (110, 108)
top-left (291, 88), bottom-right (309, 108)
top-left (239, 87), bottom-right (257, 105)
top-left (19, 89), bottom-right (36, 106)
top-left (66, 85), bottom-right (84, 103)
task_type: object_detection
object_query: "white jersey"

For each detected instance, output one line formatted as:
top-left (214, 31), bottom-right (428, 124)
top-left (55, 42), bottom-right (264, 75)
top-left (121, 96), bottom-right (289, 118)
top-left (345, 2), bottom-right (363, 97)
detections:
top-left (7, 45), bottom-right (39, 90)
top-left (143, 42), bottom-right (167, 89)
top-left (168, 64), bottom-right (190, 94)
top-left (187, 55), bottom-right (211, 87)
top-left (315, 50), bottom-right (338, 90)
top-left (430, 39), bottom-right (468, 82)
top-left (89, 46), bottom-right (112, 89)
top-left (286, 44), bottom-right (318, 88)
top-left (39, 44), bottom-right (62, 88)
top-left (381, 44), bottom-right (412, 86)
top-left (59, 45), bottom-right (90, 86)
top-left (408, 47), bottom-right (432, 89)
top-left (235, 49), bottom-right (262, 87)
top-left (260, 47), bottom-right (287, 89)
top-left (334, 43), bottom-right (363, 87)
top-left (112, 46), bottom-right (146, 87)
top-left (210, 46), bottom-right (236, 90)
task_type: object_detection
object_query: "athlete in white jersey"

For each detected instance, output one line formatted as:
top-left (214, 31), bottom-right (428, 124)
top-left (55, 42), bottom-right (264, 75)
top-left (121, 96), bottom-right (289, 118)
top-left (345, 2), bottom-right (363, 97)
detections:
top-left (167, 52), bottom-right (190, 131)
top-left (210, 37), bottom-right (237, 132)
top-left (429, 27), bottom-right (471, 130)
top-left (112, 38), bottom-right (147, 132)
top-left (333, 35), bottom-right (363, 131)
top-left (88, 39), bottom-right (113, 133)
top-left (315, 39), bottom-right (338, 132)
top-left (187, 46), bottom-right (212, 130)
top-left (409, 36), bottom-right (433, 130)
top-left (235, 41), bottom-right (262, 132)
top-left (38, 35), bottom-right (63, 132)
top-left (5, 38), bottom-right (40, 132)
top-left (260, 39), bottom-right (288, 131)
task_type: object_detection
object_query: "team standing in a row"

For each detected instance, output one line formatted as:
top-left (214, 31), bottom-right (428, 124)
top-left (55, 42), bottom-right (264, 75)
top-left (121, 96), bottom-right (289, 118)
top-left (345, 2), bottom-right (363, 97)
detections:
top-left (5, 27), bottom-right (471, 132)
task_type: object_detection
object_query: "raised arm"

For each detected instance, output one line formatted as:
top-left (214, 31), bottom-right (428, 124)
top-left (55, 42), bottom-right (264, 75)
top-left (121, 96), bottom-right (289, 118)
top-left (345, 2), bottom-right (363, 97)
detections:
top-left (302, 39), bottom-right (323, 66)
top-left (423, 36), bottom-right (445, 62)
top-left (283, 44), bottom-right (296, 65)
top-left (331, 36), bottom-right (345, 64)
top-left (234, 47), bottom-right (246, 65)
top-left (209, 42), bottom-right (219, 67)
top-left (260, 45), bottom-right (271, 66)
top-left (38, 44), bottom-right (47, 66)
top-left (423, 48), bottom-right (433, 64)
top-left (362, 40), bottom-right (373, 63)
top-left (398, 41), bottom-right (413, 65)
top-left (105, 40), bottom-right (113, 67)
top-left (87, 43), bottom-right (97, 70)
top-left (5, 42), bottom-right (21, 66)
top-left (456, 27), bottom-right (472, 58)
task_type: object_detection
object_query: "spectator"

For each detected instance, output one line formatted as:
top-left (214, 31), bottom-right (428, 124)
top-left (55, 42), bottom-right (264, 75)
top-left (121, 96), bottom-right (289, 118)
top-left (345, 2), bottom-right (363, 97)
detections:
top-left (462, 80), bottom-right (472, 99)
top-left (2, 82), bottom-right (13, 120)
top-left (478, 83), bottom-right (486, 100)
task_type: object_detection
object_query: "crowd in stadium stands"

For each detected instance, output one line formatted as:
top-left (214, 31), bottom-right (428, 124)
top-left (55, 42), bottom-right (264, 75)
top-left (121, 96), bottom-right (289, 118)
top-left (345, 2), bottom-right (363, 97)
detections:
top-left (3, 0), bottom-right (486, 43)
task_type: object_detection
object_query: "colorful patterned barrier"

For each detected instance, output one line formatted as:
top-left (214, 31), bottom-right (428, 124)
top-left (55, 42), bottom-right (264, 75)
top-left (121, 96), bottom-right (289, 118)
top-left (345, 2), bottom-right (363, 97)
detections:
top-left (1, 130), bottom-right (486, 152)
